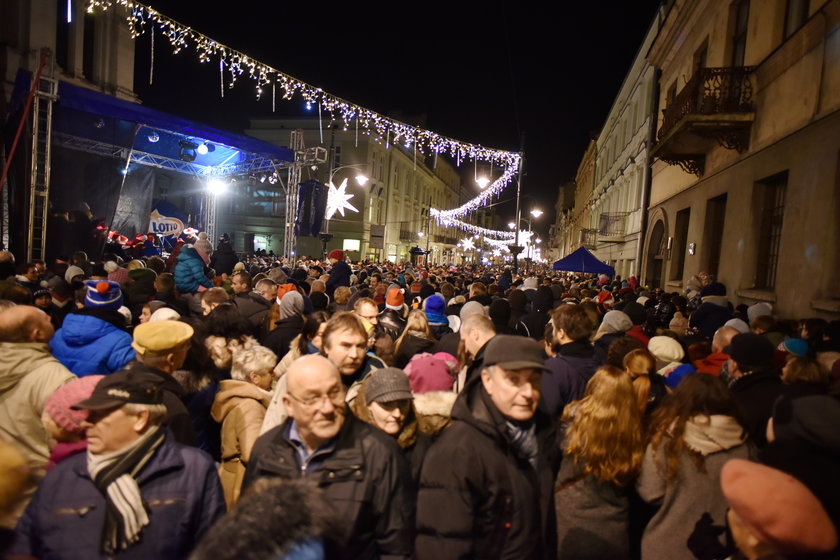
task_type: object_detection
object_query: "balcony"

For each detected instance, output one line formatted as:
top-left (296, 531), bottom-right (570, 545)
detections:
top-left (598, 212), bottom-right (629, 242)
top-left (652, 66), bottom-right (755, 176)
top-left (579, 228), bottom-right (597, 249)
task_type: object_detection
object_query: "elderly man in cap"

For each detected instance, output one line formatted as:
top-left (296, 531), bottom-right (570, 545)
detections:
top-left (416, 335), bottom-right (559, 559)
top-left (13, 370), bottom-right (225, 558)
top-left (120, 320), bottom-right (198, 446)
top-left (244, 354), bottom-right (414, 560)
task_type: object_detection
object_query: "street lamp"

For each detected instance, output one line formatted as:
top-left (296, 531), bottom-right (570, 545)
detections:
top-left (328, 163), bottom-right (370, 188)
top-left (476, 176), bottom-right (490, 189)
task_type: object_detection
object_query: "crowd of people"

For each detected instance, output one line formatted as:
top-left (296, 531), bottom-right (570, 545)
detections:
top-left (0, 232), bottom-right (838, 560)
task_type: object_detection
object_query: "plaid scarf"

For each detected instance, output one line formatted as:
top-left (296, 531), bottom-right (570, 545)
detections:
top-left (87, 426), bottom-right (166, 555)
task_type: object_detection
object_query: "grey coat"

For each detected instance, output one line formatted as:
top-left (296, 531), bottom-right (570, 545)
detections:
top-left (636, 439), bottom-right (749, 560)
top-left (555, 456), bottom-right (631, 560)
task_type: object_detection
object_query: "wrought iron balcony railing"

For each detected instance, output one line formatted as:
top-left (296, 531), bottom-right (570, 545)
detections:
top-left (579, 228), bottom-right (597, 248)
top-left (658, 66), bottom-right (755, 142)
top-left (598, 212), bottom-right (630, 238)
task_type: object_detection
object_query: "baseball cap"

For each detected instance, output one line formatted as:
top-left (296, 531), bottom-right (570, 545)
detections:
top-left (72, 369), bottom-right (164, 410)
top-left (483, 335), bottom-right (546, 371)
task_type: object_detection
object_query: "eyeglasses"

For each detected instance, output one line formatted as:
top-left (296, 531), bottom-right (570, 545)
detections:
top-left (287, 387), bottom-right (345, 408)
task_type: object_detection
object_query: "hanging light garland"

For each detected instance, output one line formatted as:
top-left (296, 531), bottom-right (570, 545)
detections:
top-left (85, 0), bottom-right (522, 174)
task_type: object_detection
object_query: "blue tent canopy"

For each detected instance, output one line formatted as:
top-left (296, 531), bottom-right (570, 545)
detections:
top-left (552, 246), bottom-right (615, 275)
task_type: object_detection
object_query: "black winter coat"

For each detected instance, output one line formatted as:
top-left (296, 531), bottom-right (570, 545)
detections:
top-left (243, 414), bottom-right (415, 560)
top-left (326, 260), bottom-right (351, 298)
top-left (416, 382), bottom-right (560, 560)
top-left (729, 368), bottom-right (783, 448)
top-left (263, 315), bottom-right (305, 360)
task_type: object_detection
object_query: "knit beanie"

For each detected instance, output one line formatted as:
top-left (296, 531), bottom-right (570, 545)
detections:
top-left (64, 265), bottom-right (85, 284)
top-left (721, 459), bottom-right (838, 555)
top-left (404, 352), bottom-right (457, 393)
top-left (423, 294), bottom-right (447, 324)
top-left (363, 367), bottom-right (413, 404)
top-left (329, 249), bottom-right (345, 262)
top-left (83, 280), bottom-right (123, 310)
top-left (107, 265), bottom-right (130, 287)
top-left (747, 302), bottom-right (774, 323)
top-left (279, 290), bottom-right (304, 319)
top-left (45, 375), bottom-right (105, 434)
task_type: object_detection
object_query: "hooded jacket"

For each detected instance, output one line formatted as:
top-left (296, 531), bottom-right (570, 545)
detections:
top-left (0, 343), bottom-right (75, 479)
top-left (211, 379), bottom-right (272, 508)
top-left (416, 380), bottom-right (559, 560)
top-left (541, 341), bottom-right (600, 419)
top-left (175, 246), bottom-right (213, 294)
top-left (49, 309), bottom-right (134, 376)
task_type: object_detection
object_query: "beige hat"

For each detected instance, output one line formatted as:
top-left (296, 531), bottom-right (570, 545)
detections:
top-left (132, 320), bottom-right (194, 355)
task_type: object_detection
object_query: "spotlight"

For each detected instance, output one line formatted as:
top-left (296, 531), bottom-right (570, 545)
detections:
top-left (207, 179), bottom-right (227, 195)
top-left (94, 118), bottom-right (105, 129)
top-left (147, 131), bottom-right (160, 143)
top-left (179, 141), bottom-right (198, 162)
top-left (197, 143), bottom-right (208, 155)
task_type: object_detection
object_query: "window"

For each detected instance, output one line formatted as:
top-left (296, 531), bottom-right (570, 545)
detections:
top-left (665, 80), bottom-right (678, 107)
top-left (693, 40), bottom-right (709, 75)
top-left (670, 207), bottom-right (691, 281)
top-left (754, 172), bottom-right (788, 289)
top-left (731, 0), bottom-right (750, 67)
top-left (784, 0), bottom-right (810, 39)
top-left (703, 194), bottom-right (728, 277)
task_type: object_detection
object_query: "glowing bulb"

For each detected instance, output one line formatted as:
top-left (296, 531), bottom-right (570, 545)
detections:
top-left (476, 177), bottom-right (490, 189)
top-left (147, 131), bottom-right (159, 143)
top-left (305, 102), bottom-right (312, 111)
top-left (197, 143), bottom-right (209, 155)
top-left (508, 222), bottom-right (516, 230)
top-left (530, 209), bottom-right (543, 218)
top-left (355, 174), bottom-right (369, 186)
top-left (207, 179), bottom-right (226, 195)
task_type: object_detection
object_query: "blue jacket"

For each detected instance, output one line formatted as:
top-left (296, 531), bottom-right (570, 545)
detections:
top-left (325, 260), bottom-right (351, 298)
top-left (14, 431), bottom-right (225, 560)
top-left (174, 246), bottom-right (213, 294)
top-left (49, 310), bottom-right (134, 376)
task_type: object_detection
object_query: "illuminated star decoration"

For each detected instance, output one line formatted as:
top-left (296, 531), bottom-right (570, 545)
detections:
top-left (460, 237), bottom-right (476, 251)
top-left (325, 178), bottom-right (358, 220)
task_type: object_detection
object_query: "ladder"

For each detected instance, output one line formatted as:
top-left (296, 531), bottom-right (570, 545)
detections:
top-left (27, 74), bottom-right (58, 262)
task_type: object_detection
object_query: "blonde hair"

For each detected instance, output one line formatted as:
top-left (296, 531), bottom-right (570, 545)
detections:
top-left (395, 311), bottom-right (434, 354)
top-left (623, 349), bottom-right (657, 417)
top-left (231, 345), bottom-right (278, 382)
top-left (562, 366), bottom-right (644, 486)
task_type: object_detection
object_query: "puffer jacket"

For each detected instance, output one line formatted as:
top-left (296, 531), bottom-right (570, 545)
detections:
top-left (243, 414), bottom-right (415, 560)
top-left (416, 380), bottom-right (559, 560)
top-left (0, 343), bottom-right (75, 481)
top-left (49, 309), bottom-right (135, 376)
top-left (13, 431), bottom-right (225, 559)
top-left (210, 380), bottom-right (271, 508)
top-left (175, 246), bottom-right (213, 294)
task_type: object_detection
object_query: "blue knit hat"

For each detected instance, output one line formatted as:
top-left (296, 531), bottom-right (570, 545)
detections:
top-left (84, 280), bottom-right (123, 310)
top-left (423, 294), bottom-right (448, 324)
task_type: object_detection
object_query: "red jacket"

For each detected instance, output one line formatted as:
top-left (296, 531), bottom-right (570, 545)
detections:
top-left (694, 352), bottom-right (728, 376)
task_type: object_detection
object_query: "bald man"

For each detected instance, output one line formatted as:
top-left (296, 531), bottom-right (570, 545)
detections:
top-left (0, 306), bottom-right (75, 522)
top-left (694, 325), bottom-right (740, 376)
top-left (244, 355), bottom-right (414, 559)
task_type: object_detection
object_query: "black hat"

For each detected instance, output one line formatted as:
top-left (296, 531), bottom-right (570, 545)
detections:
top-left (623, 301), bottom-right (647, 326)
top-left (72, 370), bottom-right (164, 410)
top-left (483, 335), bottom-right (547, 371)
top-left (725, 332), bottom-right (775, 369)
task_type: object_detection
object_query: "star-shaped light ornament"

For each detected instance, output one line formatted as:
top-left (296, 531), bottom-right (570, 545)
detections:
top-left (325, 178), bottom-right (359, 220)
top-left (460, 237), bottom-right (476, 251)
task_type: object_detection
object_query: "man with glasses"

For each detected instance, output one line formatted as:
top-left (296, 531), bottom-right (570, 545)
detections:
top-left (244, 354), bottom-right (414, 560)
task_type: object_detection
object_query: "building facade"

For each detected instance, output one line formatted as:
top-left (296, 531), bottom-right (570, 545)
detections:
top-left (645, 0), bottom-right (840, 318)
top-left (588, 20), bottom-right (659, 279)
top-left (247, 118), bottom-right (465, 262)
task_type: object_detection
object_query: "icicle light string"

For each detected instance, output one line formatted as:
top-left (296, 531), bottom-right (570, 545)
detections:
top-left (86, 0), bottom-right (522, 224)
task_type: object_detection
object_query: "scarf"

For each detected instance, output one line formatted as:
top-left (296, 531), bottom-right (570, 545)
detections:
top-left (505, 419), bottom-right (539, 470)
top-left (682, 414), bottom-right (746, 456)
top-left (87, 426), bottom-right (166, 555)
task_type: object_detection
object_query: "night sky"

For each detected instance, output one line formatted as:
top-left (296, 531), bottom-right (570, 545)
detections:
top-left (132, 1), bottom-right (662, 237)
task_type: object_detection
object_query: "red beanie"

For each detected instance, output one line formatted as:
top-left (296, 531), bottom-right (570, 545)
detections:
top-left (329, 249), bottom-right (344, 261)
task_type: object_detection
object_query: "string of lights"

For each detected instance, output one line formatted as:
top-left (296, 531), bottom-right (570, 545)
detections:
top-left (85, 0), bottom-right (522, 182)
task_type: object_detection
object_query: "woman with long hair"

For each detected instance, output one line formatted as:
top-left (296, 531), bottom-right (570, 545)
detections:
top-left (636, 373), bottom-right (748, 560)
top-left (556, 366), bottom-right (645, 560)
top-left (623, 348), bottom-right (669, 425)
top-left (393, 310), bottom-right (437, 369)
